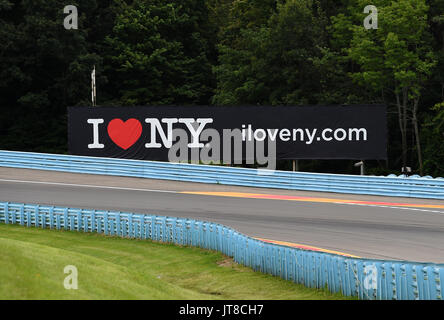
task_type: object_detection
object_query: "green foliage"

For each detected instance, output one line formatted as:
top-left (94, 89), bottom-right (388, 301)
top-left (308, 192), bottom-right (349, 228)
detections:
top-left (0, 0), bottom-right (443, 176)
top-left (331, 0), bottom-right (439, 174)
top-left (105, 0), bottom-right (214, 105)
top-left (342, 0), bottom-right (436, 97)
top-left (422, 102), bottom-right (444, 176)
top-left (0, 0), bottom-right (104, 152)
top-left (213, 0), bottom-right (328, 105)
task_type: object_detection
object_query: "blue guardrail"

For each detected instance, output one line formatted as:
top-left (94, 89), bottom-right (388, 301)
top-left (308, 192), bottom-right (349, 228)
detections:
top-left (0, 150), bottom-right (443, 199)
top-left (1, 201), bottom-right (443, 300)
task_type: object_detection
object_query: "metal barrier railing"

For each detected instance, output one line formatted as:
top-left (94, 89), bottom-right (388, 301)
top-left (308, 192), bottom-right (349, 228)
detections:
top-left (0, 150), bottom-right (443, 199)
top-left (1, 201), bottom-right (443, 300)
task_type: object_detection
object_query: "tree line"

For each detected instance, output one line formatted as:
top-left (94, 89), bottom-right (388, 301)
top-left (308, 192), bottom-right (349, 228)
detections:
top-left (0, 0), bottom-right (443, 176)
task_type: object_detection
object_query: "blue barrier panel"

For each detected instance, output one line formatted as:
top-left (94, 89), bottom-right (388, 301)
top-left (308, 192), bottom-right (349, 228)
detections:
top-left (1, 201), bottom-right (443, 300)
top-left (0, 150), bottom-right (443, 199)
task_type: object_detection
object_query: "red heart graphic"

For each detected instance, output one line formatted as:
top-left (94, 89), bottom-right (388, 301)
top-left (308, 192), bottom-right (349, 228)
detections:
top-left (107, 119), bottom-right (142, 150)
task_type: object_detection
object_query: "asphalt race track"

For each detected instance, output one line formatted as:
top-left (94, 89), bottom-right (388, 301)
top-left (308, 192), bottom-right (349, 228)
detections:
top-left (1, 167), bottom-right (443, 263)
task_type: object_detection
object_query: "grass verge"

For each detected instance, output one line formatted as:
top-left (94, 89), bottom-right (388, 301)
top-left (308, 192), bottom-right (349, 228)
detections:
top-left (0, 223), bottom-right (353, 300)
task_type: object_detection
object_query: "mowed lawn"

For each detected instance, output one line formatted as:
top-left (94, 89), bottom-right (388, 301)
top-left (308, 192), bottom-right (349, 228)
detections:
top-left (0, 224), bottom-right (352, 300)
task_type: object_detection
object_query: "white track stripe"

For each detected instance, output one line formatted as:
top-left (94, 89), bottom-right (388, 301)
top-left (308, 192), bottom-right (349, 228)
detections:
top-left (333, 202), bottom-right (444, 214)
top-left (0, 178), bottom-right (442, 214)
top-left (0, 178), bottom-right (179, 194)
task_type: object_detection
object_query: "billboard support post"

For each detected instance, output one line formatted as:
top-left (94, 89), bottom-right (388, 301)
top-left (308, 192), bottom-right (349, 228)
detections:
top-left (91, 66), bottom-right (96, 107)
top-left (354, 161), bottom-right (365, 175)
top-left (292, 160), bottom-right (299, 172)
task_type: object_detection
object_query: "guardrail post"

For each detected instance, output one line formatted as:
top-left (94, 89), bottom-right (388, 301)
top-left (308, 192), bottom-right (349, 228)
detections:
top-left (104, 212), bottom-right (109, 235)
top-left (423, 266), bottom-right (432, 300)
top-left (196, 221), bottom-right (202, 248)
top-left (116, 213), bottom-right (121, 237)
top-left (41, 207), bottom-right (47, 229)
top-left (141, 216), bottom-right (147, 240)
top-left (70, 215), bottom-right (75, 231)
top-left (63, 208), bottom-right (68, 230)
top-left (150, 216), bottom-right (155, 241)
top-left (11, 206), bottom-right (16, 225)
top-left (138, 216), bottom-right (143, 239)
top-left (4, 202), bottom-right (9, 224)
top-left (339, 259), bottom-right (347, 296)
top-left (217, 225), bottom-right (222, 252)
top-left (142, 215), bottom-right (149, 239)
top-left (137, 215), bottom-right (142, 238)
top-left (34, 205), bottom-right (39, 228)
top-left (288, 248), bottom-right (294, 282)
top-left (56, 211), bottom-right (61, 230)
top-left (133, 216), bottom-right (138, 239)
top-left (171, 218), bottom-right (177, 244)
top-left (128, 214), bottom-right (133, 238)
top-left (378, 263), bottom-right (386, 299)
top-left (83, 214), bottom-right (88, 232)
top-left (399, 264), bottom-right (408, 300)
top-left (97, 214), bottom-right (103, 234)
top-left (108, 213), bottom-right (113, 235)
top-left (77, 210), bottom-right (82, 232)
top-left (435, 267), bottom-right (443, 300)
top-left (283, 247), bottom-right (289, 281)
top-left (49, 207), bottom-right (54, 229)
top-left (186, 220), bottom-right (192, 246)
top-left (122, 213), bottom-right (128, 237)
top-left (392, 263), bottom-right (402, 300)
top-left (189, 220), bottom-right (194, 246)
top-left (411, 265), bottom-right (419, 300)
top-left (316, 253), bottom-right (322, 289)
top-left (201, 222), bottom-right (207, 249)
top-left (19, 204), bottom-right (24, 226)
top-left (26, 206), bottom-right (31, 227)
top-left (161, 218), bottom-right (168, 243)
top-left (91, 211), bottom-right (96, 232)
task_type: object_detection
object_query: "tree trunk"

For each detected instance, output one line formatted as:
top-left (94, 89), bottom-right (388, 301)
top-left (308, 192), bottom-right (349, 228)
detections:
top-left (396, 91), bottom-right (407, 170)
top-left (402, 88), bottom-right (408, 169)
top-left (412, 98), bottom-right (424, 176)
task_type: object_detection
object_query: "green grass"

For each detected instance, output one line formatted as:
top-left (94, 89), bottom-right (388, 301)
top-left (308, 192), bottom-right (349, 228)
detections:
top-left (0, 223), bottom-right (352, 300)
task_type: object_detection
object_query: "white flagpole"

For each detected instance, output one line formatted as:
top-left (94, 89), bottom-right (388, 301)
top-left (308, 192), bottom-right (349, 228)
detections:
top-left (91, 66), bottom-right (96, 107)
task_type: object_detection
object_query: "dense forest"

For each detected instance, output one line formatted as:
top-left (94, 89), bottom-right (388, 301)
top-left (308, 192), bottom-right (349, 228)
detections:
top-left (0, 0), bottom-right (443, 176)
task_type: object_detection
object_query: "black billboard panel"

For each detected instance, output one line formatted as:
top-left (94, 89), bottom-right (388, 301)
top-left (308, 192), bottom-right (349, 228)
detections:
top-left (68, 105), bottom-right (387, 161)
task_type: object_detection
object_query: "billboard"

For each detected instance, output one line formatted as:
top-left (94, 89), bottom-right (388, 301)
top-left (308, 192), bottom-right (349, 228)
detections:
top-left (68, 105), bottom-right (387, 162)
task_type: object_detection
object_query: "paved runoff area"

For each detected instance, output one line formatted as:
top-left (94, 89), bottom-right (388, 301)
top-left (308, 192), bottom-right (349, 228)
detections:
top-left (0, 167), bottom-right (443, 263)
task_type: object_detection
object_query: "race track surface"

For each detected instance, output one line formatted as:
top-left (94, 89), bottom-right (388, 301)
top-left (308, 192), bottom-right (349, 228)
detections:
top-left (0, 168), bottom-right (443, 263)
